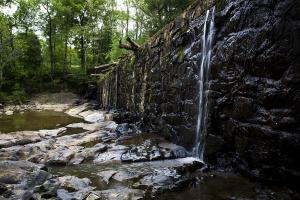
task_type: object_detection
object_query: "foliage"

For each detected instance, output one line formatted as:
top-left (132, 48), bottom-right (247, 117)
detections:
top-left (132, 0), bottom-right (193, 35)
top-left (15, 32), bottom-right (42, 72)
top-left (0, 0), bottom-right (195, 104)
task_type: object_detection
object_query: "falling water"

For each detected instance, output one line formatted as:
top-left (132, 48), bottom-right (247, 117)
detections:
top-left (194, 7), bottom-right (215, 160)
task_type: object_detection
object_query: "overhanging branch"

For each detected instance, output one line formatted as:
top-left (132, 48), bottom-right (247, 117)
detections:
top-left (119, 37), bottom-right (140, 53)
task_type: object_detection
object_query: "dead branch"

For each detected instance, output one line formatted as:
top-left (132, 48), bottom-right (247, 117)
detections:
top-left (119, 37), bottom-right (140, 52)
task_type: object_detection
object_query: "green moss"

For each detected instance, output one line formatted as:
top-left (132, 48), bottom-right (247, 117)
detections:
top-left (178, 46), bottom-right (185, 62)
top-left (215, 0), bottom-right (226, 11)
top-left (130, 56), bottom-right (136, 65)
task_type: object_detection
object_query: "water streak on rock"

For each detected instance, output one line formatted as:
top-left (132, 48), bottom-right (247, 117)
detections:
top-left (194, 7), bottom-right (215, 160)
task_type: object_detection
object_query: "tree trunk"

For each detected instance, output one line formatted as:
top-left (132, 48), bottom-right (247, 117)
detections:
top-left (80, 35), bottom-right (86, 73)
top-left (49, 17), bottom-right (54, 79)
top-left (0, 31), bottom-right (3, 89)
top-left (135, 21), bottom-right (139, 40)
top-left (0, 68), bottom-right (2, 89)
top-left (9, 22), bottom-right (15, 69)
top-left (69, 50), bottom-right (72, 69)
top-left (63, 37), bottom-right (68, 75)
top-left (126, 0), bottom-right (129, 36)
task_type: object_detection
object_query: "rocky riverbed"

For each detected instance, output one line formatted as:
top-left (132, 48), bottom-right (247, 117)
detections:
top-left (0, 93), bottom-right (299, 200)
top-left (0, 94), bottom-right (206, 199)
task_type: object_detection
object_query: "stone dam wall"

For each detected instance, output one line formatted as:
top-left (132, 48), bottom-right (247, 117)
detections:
top-left (96, 0), bottom-right (300, 184)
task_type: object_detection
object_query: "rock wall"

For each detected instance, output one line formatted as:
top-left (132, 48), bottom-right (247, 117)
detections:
top-left (97, 0), bottom-right (300, 183)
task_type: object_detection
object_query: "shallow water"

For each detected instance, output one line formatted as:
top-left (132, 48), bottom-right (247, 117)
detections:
top-left (160, 175), bottom-right (300, 200)
top-left (0, 110), bottom-right (84, 133)
top-left (48, 163), bottom-right (272, 200)
top-left (49, 161), bottom-right (300, 200)
top-left (160, 174), bottom-right (257, 200)
top-left (49, 159), bottom-right (197, 190)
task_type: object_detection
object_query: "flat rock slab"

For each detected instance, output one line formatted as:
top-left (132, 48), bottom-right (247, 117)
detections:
top-left (54, 131), bottom-right (105, 147)
top-left (66, 123), bottom-right (101, 131)
top-left (0, 161), bottom-right (52, 199)
top-left (43, 146), bottom-right (83, 165)
top-left (93, 149), bottom-right (125, 164)
top-left (0, 160), bottom-right (45, 184)
top-left (79, 111), bottom-right (105, 123)
top-left (0, 160), bottom-right (45, 171)
top-left (105, 121), bottom-right (118, 131)
top-left (87, 188), bottom-right (145, 200)
top-left (70, 144), bottom-right (108, 165)
top-left (97, 170), bottom-right (117, 184)
top-left (0, 130), bottom-right (109, 165)
top-left (65, 103), bottom-right (89, 117)
top-left (93, 145), bottom-right (129, 164)
top-left (0, 128), bottom-right (66, 148)
top-left (94, 158), bottom-right (204, 197)
top-left (58, 176), bottom-right (94, 191)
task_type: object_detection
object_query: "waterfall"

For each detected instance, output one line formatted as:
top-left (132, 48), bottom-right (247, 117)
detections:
top-left (194, 7), bottom-right (215, 160)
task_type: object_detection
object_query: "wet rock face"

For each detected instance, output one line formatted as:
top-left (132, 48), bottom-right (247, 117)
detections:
top-left (208, 0), bottom-right (300, 183)
top-left (98, 0), bottom-right (300, 183)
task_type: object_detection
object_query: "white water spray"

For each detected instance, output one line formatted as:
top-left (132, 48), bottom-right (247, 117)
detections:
top-left (194, 7), bottom-right (215, 160)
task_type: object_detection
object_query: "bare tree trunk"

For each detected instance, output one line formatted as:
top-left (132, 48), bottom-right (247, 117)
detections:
top-left (63, 37), bottom-right (68, 75)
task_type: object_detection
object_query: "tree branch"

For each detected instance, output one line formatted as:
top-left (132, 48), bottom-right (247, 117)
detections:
top-left (119, 37), bottom-right (140, 52)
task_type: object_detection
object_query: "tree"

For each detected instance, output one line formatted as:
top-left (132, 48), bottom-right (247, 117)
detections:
top-left (54, 0), bottom-right (78, 75)
top-left (39, 0), bottom-right (56, 78)
top-left (72, 0), bottom-right (109, 71)
top-left (0, 13), bottom-right (15, 89)
top-left (14, 0), bottom-right (39, 34)
top-left (15, 32), bottom-right (42, 73)
top-left (0, 0), bottom-right (195, 104)
top-left (131, 0), bottom-right (193, 35)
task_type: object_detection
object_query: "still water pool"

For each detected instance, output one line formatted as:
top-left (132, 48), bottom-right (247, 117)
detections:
top-left (0, 110), bottom-right (84, 133)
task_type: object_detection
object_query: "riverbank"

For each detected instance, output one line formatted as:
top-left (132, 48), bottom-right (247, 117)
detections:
top-left (0, 92), bottom-right (82, 115)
